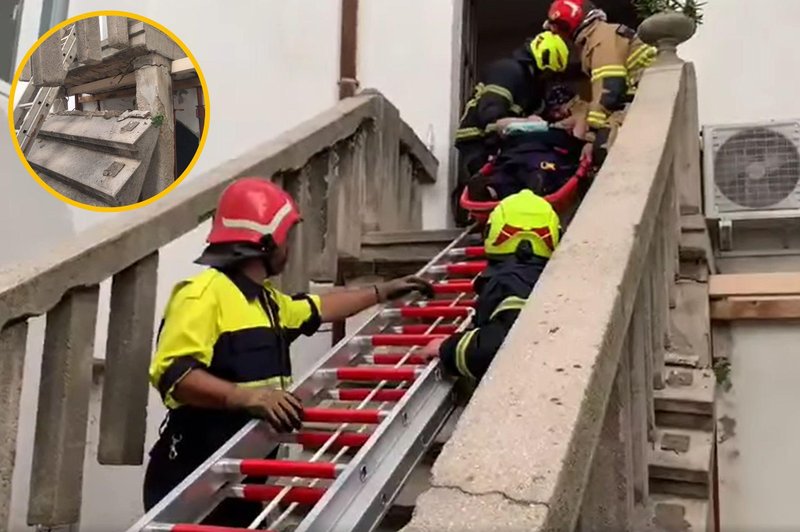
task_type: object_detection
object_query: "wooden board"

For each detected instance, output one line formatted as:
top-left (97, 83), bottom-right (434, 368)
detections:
top-left (711, 297), bottom-right (800, 320)
top-left (708, 273), bottom-right (800, 299)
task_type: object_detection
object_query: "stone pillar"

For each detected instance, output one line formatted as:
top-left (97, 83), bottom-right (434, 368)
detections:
top-left (135, 53), bottom-right (175, 201)
top-left (638, 11), bottom-right (697, 65)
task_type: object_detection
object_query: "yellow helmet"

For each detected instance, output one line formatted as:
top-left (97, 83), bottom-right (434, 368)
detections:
top-left (530, 31), bottom-right (569, 73)
top-left (484, 190), bottom-right (561, 259)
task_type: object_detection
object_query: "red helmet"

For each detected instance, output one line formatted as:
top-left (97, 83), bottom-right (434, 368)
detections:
top-left (207, 178), bottom-right (301, 248)
top-left (547, 0), bottom-right (586, 37)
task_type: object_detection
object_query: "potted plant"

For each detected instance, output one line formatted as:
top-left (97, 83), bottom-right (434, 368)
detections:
top-left (635, 0), bottom-right (705, 58)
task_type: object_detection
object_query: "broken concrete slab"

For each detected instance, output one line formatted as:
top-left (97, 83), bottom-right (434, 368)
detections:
top-left (37, 111), bottom-right (156, 153)
top-left (650, 495), bottom-right (709, 532)
top-left (27, 138), bottom-right (152, 206)
top-left (75, 18), bottom-right (101, 65)
top-left (106, 17), bottom-right (130, 50)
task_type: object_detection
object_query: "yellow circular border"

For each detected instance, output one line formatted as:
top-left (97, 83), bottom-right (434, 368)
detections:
top-left (7, 10), bottom-right (211, 212)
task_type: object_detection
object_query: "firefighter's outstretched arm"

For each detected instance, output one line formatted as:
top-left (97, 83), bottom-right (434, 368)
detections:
top-left (318, 276), bottom-right (434, 322)
top-left (436, 296), bottom-right (527, 381)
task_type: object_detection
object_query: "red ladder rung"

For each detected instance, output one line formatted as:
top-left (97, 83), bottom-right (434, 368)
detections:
top-left (421, 299), bottom-right (476, 307)
top-left (369, 333), bottom-right (449, 347)
top-left (334, 366), bottom-right (420, 381)
top-left (430, 261), bottom-right (487, 276)
top-left (450, 246), bottom-right (485, 258)
top-left (433, 280), bottom-right (474, 294)
top-left (395, 324), bottom-right (457, 335)
top-left (295, 430), bottom-right (371, 449)
top-left (397, 306), bottom-right (472, 319)
top-left (237, 484), bottom-right (325, 505)
top-left (332, 388), bottom-right (407, 401)
top-left (303, 407), bottom-right (385, 424)
top-left (367, 353), bottom-right (427, 365)
top-left (236, 459), bottom-right (340, 479)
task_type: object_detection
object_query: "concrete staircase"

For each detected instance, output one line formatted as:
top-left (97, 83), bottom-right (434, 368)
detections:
top-left (649, 363), bottom-right (716, 531)
top-left (26, 110), bottom-right (158, 207)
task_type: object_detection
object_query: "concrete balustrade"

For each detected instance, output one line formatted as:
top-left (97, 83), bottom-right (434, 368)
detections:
top-left (404, 56), bottom-right (701, 532)
top-left (0, 91), bottom-right (436, 530)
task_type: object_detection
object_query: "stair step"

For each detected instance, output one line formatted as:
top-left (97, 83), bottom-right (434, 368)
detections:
top-left (37, 111), bottom-right (155, 153)
top-left (649, 494), bottom-right (709, 532)
top-left (27, 139), bottom-right (147, 206)
top-left (655, 367), bottom-right (714, 417)
top-left (649, 428), bottom-right (713, 499)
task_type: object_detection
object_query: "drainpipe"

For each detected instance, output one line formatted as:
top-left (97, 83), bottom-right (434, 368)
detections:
top-left (338, 0), bottom-right (359, 99)
top-left (332, 0), bottom-right (359, 347)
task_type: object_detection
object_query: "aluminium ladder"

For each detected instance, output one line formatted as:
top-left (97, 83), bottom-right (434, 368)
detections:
top-left (16, 24), bottom-right (78, 155)
top-left (126, 229), bottom-right (487, 532)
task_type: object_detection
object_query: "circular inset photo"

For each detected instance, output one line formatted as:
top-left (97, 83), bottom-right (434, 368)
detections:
top-left (8, 11), bottom-right (209, 211)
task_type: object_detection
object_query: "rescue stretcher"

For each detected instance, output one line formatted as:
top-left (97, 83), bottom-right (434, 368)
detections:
top-left (459, 153), bottom-right (594, 225)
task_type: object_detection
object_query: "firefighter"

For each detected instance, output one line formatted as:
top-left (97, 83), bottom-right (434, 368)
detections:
top-left (452, 30), bottom-right (570, 225)
top-left (420, 189), bottom-right (560, 380)
top-left (545, 0), bottom-right (657, 165)
top-left (143, 178), bottom-right (434, 524)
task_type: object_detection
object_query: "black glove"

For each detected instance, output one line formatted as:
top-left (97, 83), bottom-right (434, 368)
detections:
top-left (376, 275), bottom-right (435, 302)
top-left (226, 387), bottom-right (303, 433)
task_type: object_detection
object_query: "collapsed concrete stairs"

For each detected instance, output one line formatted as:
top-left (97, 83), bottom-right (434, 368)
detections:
top-left (648, 354), bottom-right (716, 531)
top-left (26, 110), bottom-right (158, 207)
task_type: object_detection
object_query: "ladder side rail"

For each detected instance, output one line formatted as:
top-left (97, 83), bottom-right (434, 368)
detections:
top-left (295, 363), bottom-right (454, 532)
top-left (127, 228), bottom-right (477, 530)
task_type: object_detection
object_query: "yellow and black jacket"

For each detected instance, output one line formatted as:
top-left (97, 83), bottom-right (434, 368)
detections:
top-left (455, 48), bottom-right (545, 177)
top-left (148, 267), bottom-right (321, 465)
top-left (438, 256), bottom-right (547, 381)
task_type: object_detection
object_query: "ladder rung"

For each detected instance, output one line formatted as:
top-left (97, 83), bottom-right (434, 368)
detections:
top-left (295, 431), bottom-right (371, 449)
top-left (330, 366), bottom-right (421, 381)
top-left (367, 334), bottom-right (449, 347)
top-left (423, 299), bottom-right (477, 307)
top-left (18, 102), bottom-right (34, 109)
top-left (428, 261), bottom-right (487, 276)
top-left (386, 305), bottom-right (472, 319)
top-left (216, 459), bottom-right (342, 479)
top-left (433, 280), bottom-right (475, 294)
top-left (365, 353), bottom-right (427, 365)
top-left (392, 324), bottom-right (457, 335)
top-left (303, 407), bottom-right (386, 424)
top-left (233, 484), bottom-right (326, 505)
top-left (448, 246), bottom-right (485, 258)
top-left (330, 388), bottom-right (407, 401)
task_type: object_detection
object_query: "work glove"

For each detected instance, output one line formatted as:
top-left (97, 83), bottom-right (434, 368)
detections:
top-left (226, 387), bottom-right (303, 433)
top-left (375, 275), bottom-right (434, 303)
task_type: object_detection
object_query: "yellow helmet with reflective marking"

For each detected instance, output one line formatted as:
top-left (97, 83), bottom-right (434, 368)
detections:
top-left (484, 190), bottom-right (561, 259)
top-left (530, 31), bottom-right (569, 73)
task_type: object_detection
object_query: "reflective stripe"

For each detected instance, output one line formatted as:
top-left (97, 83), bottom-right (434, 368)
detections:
top-left (591, 65), bottom-right (627, 82)
top-left (456, 127), bottom-right (484, 141)
top-left (238, 376), bottom-right (293, 389)
top-left (587, 110), bottom-right (609, 128)
top-left (484, 83), bottom-right (514, 103)
top-left (222, 200), bottom-right (294, 237)
top-left (626, 45), bottom-right (656, 70)
top-left (455, 330), bottom-right (478, 380)
top-left (489, 296), bottom-right (528, 320)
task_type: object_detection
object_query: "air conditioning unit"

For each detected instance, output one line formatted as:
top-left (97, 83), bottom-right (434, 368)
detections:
top-left (703, 119), bottom-right (800, 221)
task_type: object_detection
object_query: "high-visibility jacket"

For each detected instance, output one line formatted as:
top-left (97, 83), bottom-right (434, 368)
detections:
top-left (455, 49), bottom-right (546, 175)
top-left (576, 20), bottom-right (656, 132)
top-left (149, 268), bottom-right (321, 458)
top-left (438, 255), bottom-right (547, 381)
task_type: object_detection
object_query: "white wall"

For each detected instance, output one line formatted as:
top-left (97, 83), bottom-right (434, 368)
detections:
top-left (681, 0), bottom-right (800, 127)
top-left (358, 0), bottom-right (463, 229)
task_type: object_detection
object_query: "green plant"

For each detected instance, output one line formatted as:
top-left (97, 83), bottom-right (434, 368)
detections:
top-left (151, 113), bottom-right (165, 128)
top-left (633, 0), bottom-right (706, 25)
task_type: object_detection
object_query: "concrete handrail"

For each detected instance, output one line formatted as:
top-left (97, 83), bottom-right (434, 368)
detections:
top-left (406, 60), bottom-right (699, 531)
top-left (0, 90), bottom-right (437, 529)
